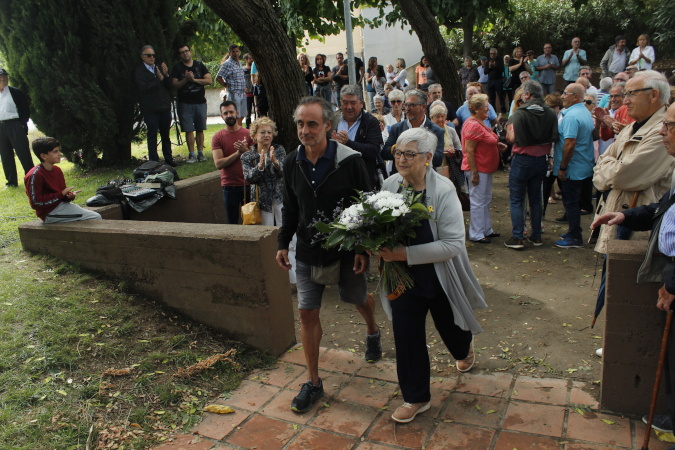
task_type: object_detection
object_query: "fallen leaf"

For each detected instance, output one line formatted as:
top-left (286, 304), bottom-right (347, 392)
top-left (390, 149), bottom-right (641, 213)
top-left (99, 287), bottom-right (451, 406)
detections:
top-left (602, 419), bottom-right (616, 425)
top-left (203, 405), bottom-right (234, 414)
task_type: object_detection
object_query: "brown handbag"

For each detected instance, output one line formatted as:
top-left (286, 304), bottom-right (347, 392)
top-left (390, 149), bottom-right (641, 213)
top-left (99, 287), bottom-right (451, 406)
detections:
top-left (241, 185), bottom-right (262, 225)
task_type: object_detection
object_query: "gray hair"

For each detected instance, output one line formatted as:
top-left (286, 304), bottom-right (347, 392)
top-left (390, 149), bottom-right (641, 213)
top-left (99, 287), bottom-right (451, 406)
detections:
top-left (599, 77), bottom-right (613, 91)
top-left (395, 127), bottom-right (437, 155)
top-left (429, 104), bottom-right (448, 118)
top-left (633, 70), bottom-right (670, 105)
top-left (610, 81), bottom-right (626, 91)
top-left (521, 80), bottom-right (543, 99)
top-left (140, 45), bottom-right (154, 56)
top-left (373, 95), bottom-right (385, 103)
top-left (427, 83), bottom-right (442, 92)
top-left (405, 89), bottom-right (427, 105)
top-left (340, 84), bottom-right (363, 101)
top-left (584, 92), bottom-right (598, 104)
top-left (429, 100), bottom-right (445, 110)
top-left (293, 96), bottom-right (337, 136)
top-left (578, 65), bottom-right (591, 74)
top-left (388, 89), bottom-right (405, 102)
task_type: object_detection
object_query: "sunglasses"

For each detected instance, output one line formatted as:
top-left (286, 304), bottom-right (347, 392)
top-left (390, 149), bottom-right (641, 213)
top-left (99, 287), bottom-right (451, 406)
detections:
top-left (143, 54), bottom-right (156, 57)
top-left (584, 100), bottom-right (594, 105)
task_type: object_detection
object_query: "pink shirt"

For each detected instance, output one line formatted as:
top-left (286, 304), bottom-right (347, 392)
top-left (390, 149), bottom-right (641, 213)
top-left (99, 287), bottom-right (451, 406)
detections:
top-left (211, 127), bottom-right (253, 186)
top-left (461, 118), bottom-right (500, 173)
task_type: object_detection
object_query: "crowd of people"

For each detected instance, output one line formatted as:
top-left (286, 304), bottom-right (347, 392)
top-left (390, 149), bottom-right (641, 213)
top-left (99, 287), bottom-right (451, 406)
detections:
top-left (5, 33), bottom-right (675, 434)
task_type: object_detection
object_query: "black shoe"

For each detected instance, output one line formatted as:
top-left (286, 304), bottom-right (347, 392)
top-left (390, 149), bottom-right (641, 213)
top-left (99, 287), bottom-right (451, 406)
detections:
top-left (365, 329), bottom-right (382, 363)
top-left (165, 160), bottom-right (178, 167)
top-left (487, 232), bottom-right (501, 238)
top-left (470, 238), bottom-right (491, 244)
top-left (554, 215), bottom-right (568, 223)
top-left (291, 379), bottom-right (324, 413)
top-left (643, 414), bottom-right (673, 433)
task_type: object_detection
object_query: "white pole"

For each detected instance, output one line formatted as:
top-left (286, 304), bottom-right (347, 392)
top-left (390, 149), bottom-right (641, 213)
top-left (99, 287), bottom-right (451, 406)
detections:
top-left (343, 0), bottom-right (356, 85)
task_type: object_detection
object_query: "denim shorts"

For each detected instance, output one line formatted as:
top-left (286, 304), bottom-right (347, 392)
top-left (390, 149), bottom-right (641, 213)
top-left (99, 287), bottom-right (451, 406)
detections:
top-left (295, 258), bottom-right (367, 310)
top-left (177, 102), bottom-right (207, 133)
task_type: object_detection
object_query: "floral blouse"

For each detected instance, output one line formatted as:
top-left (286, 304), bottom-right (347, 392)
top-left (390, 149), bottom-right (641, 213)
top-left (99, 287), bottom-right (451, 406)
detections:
top-left (241, 144), bottom-right (286, 212)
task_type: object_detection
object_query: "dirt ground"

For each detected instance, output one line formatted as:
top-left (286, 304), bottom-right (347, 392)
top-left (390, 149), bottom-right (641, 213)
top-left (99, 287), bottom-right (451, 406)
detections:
top-left (291, 171), bottom-right (604, 395)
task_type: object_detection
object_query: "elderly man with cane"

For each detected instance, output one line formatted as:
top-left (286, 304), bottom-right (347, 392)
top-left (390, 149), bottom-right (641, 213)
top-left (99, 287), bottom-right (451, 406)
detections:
top-left (592, 98), bottom-right (675, 450)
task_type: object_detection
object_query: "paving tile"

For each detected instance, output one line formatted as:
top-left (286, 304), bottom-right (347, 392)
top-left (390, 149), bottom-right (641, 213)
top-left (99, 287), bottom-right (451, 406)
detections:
top-left (153, 434), bottom-right (216, 450)
top-left (441, 392), bottom-right (505, 428)
top-left (226, 415), bottom-right (298, 449)
top-left (193, 408), bottom-right (250, 441)
top-left (633, 419), bottom-right (674, 450)
top-left (353, 443), bottom-right (399, 450)
top-left (570, 381), bottom-right (600, 409)
top-left (317, 369), bottom-right (351, 397)
top-left (493, 430), bottom-right (560, 449)
top-left (279, 344), bottom-right (328, 365)
top-left (426, 422), bottom-right (495, 449)
top-left (259, 388), bottom-right (318, 424)
top-left (512, 375), bottom-right (568, 405)
top-left (337, 376), bottom-right (398, 408)
top-left (563, 442), bottom-right (629, 449)
top-left (214, 380), bottom-right (280, 412)
top-left (427, 386), bottom-right (452, 418)
top-left (429, 373), bottom-right (460, 391)
top-left (365, 413), bottom-right (436, 448)
top-left (357, 359), bottom-right (399, 382)
top-left (311, 400), bottom-right (380, 437)
top-left (454, 372), bottom-right (513, 397)
top-left (285, 428), bottom-right (357, 449)
top-left (319, 348), bottom-right (365, 374)
top-left (566, 410), bottom-right (631, 447)
top-left (502, 401), bottom-right (565, 437)
top-left (248, 362), bottom-right (305, 388)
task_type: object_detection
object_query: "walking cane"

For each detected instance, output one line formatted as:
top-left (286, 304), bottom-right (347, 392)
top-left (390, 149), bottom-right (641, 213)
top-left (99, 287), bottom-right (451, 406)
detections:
top-left (641, 309), bottom-right (673, 450)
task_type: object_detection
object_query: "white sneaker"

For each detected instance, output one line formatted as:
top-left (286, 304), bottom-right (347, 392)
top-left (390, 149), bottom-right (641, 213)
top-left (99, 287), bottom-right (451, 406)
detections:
top-left (186, 155), bottom-right (197, 164)
top-left (595, 348), bottom-right (602, 357)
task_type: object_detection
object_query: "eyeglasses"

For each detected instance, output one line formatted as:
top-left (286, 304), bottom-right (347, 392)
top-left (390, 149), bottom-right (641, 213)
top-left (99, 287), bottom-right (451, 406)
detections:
top-left (393, 150), bottom-right (422, 160)
top-left (562, 91), bottom-right (575, 96)
top-left (519, 75), bottom-right (530, 80)
top-left (624, 87), bottom-right (653, 98)
top-left (403, 103), bottom-right (424, 108)
top-left (609, 94), bottom-right (624, 99)
top-left (179, 49), bottom-right (190, 54)
top-left (143, 53), bottom-right (156, 57)
top-left (390, 100), bottom-right (403, 104)
top-left (663, 120), bottom-right (674, 132)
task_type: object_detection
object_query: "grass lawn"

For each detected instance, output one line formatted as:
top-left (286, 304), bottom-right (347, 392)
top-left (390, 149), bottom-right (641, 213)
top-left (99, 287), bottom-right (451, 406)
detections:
top-left (0, 125), bottom-right (274, 449)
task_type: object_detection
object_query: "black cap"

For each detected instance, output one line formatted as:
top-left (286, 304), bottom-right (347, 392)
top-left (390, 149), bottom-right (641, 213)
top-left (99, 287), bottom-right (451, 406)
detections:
top-left (0, 69), bottom-right (8, 76)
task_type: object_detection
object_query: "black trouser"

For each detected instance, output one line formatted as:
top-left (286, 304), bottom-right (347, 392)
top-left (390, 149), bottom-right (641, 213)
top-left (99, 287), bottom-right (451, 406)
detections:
top-left (488, 79), bottom-right (506, 114)
top-left (580, 177), bottom-right (594, 212)
top-left (144, 110), bottom-right (173, 163)
top-left (245, 95), bottom-right (255, 128)
top-left (391, 289), bottom-right (472, 403)
top-left (0, 119), bottom-right (33, 186)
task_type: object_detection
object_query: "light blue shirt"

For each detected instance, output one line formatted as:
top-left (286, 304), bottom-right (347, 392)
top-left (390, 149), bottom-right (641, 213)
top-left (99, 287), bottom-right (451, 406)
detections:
top-left (456, 101), bottom-right (497, 129)
top-left (144, 62), bottom-right (155, 74)
top-left (659, 200), bottom-right (675, 257)
top-left (337, 116), bottom-right (361, 141)
top-left (553, 102), bottom-right (595, 180)
top-left (562, 49), bottom-right (587, 82)
top-left (535, 54), bottom-right (559, 85)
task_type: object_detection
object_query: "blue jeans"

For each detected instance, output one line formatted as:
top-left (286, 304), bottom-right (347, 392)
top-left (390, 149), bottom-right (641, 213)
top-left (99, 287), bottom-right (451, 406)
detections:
top-left (222, 185), bottom-right (244, 224)
top-left (144, 109), bottom-right (173, 162)
top-left (560, 179), bottom-right (583, 240)
top-left (509, 154), bottom-right (547, 240)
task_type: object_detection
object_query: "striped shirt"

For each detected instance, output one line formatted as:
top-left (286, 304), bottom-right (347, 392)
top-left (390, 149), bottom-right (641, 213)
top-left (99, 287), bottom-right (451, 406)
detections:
top-left (216, 58), bottom-right (246, 95)
top-left (659, 195), bottom-right (675, 257)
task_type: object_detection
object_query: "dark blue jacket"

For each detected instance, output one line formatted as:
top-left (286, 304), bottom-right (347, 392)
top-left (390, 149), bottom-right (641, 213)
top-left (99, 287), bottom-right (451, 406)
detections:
top-left (382, 118), bottom-right (445, 170)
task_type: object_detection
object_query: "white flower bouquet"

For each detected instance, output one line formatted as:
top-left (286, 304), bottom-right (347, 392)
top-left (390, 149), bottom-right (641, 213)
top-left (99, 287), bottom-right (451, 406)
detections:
top-left (314, 188), bottom-right (431, 298)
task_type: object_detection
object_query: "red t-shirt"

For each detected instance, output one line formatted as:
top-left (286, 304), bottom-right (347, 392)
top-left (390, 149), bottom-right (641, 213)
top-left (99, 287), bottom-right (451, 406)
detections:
top-left (24, 164), bottom-right (66, 221)
top-left (461, 118), bottom-right (500, 173)
top-left (211, 127), bottom-right (253, 186)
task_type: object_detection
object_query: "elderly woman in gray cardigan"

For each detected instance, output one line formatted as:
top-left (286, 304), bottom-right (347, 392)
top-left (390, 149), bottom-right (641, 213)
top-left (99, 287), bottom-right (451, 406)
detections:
top-left (376, 127), bottom-right (487, 424)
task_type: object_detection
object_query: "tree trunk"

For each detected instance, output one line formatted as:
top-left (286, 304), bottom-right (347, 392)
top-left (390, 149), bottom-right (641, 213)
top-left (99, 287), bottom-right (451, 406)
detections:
top-left (203, 0), bottom-right (306, 151)
top-left (395, 0), bottom-right (463, 108)
top-left (462, 14), bottom-right (475, 58)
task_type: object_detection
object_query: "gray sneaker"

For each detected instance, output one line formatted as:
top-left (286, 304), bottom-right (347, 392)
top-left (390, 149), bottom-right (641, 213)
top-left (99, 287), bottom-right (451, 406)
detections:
top-left (197, 154), bottom-right (207, 162)
top-left (186, 155), bottom-right (197, 164)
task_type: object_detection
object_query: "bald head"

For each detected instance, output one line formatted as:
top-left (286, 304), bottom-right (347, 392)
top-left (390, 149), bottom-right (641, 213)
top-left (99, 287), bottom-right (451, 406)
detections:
top-left (575, 77), bottom-right (589, 90)
top-left (567, 83), bottom-right (586, 98)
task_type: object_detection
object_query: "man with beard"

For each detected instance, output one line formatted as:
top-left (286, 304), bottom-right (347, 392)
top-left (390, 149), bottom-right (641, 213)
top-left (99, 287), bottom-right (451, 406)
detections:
top-left (211, 101), bottom-right (253, 224)
top-left (332, 85), bottom-right (384, 189)
top-left (171, 44), bottom-right (212, 163)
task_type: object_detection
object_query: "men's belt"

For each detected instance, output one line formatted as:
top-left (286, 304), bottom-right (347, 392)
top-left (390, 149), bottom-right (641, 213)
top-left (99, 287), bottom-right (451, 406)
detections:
top-left (0, 118), bottom-right (20, 123)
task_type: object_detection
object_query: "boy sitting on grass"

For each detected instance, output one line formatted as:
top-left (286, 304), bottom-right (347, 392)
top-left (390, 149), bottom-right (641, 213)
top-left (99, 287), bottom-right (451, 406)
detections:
top-left (24, 137), bottom-right (101, 223)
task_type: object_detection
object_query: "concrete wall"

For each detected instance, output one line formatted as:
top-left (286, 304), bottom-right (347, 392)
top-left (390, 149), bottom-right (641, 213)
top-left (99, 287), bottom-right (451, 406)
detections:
top-left (18, 220), bottom-right (296, 356)
top-left (92, 171), bottom-right (227, 223)
top-left (602, 239), bottom-right (667, 416)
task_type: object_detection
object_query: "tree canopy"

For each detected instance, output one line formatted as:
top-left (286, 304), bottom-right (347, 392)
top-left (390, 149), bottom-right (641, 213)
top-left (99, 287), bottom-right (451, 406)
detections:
top-left (0, 0), bottom-right (179, 166)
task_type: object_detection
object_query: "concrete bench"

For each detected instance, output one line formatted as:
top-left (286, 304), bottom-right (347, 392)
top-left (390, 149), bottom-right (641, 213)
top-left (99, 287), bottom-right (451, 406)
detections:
top-left (18, 171), bottom-right (296, 357)
top-left (603, 239), bottom-right (666, 416)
